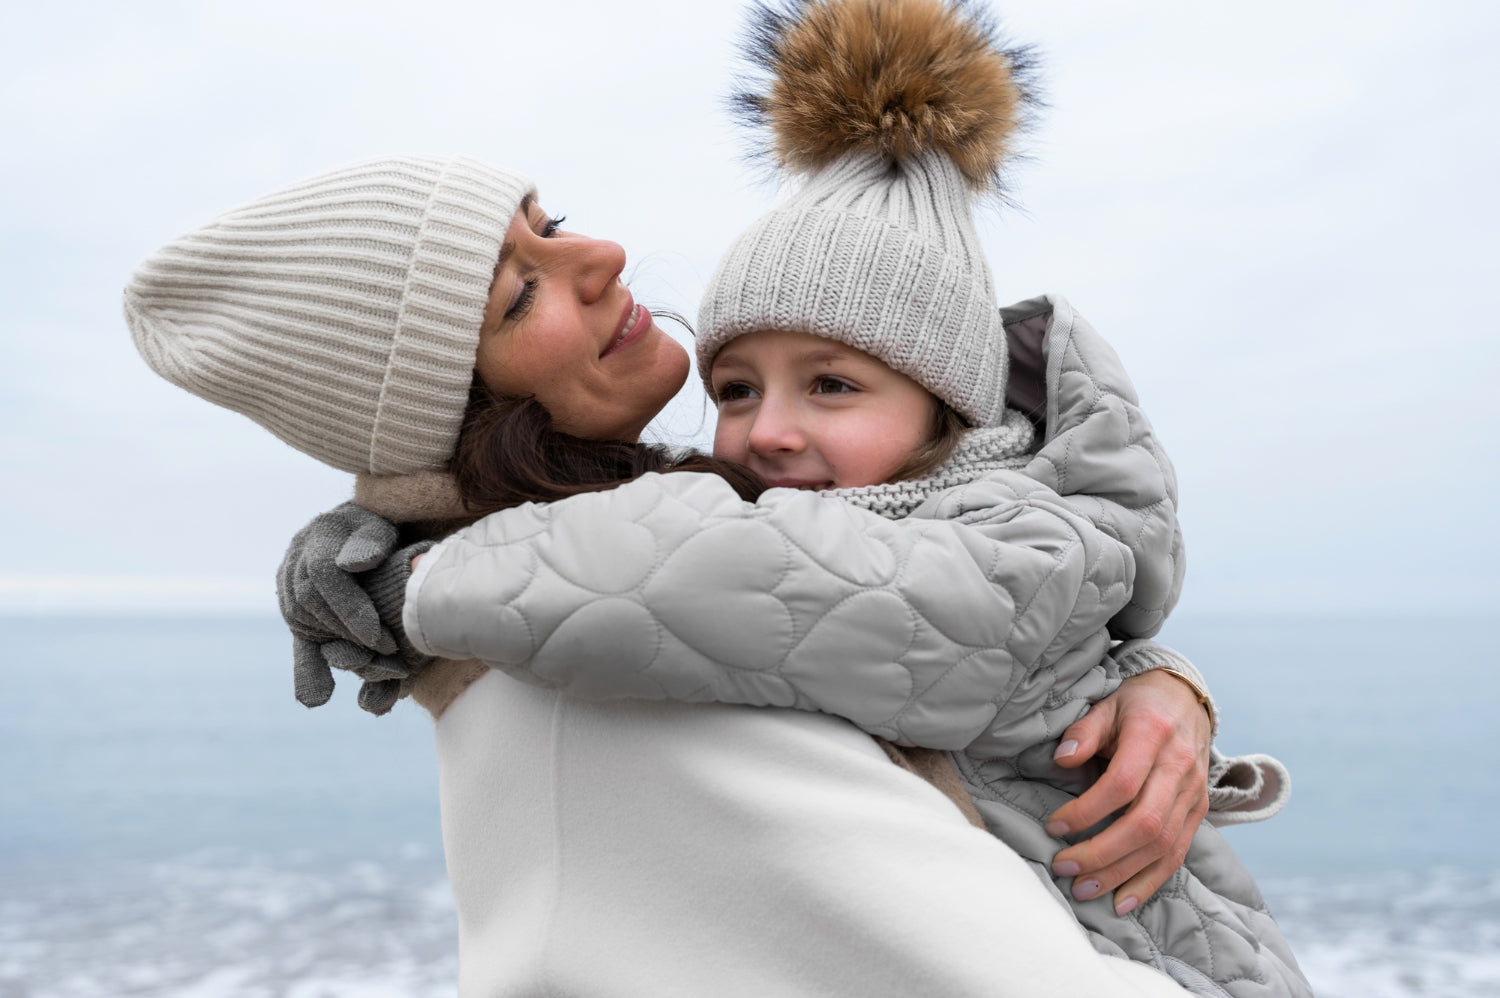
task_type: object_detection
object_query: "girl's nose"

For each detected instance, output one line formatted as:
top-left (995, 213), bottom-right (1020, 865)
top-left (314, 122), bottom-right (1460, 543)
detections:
top-left (745, 398), bottom-right (805, 456)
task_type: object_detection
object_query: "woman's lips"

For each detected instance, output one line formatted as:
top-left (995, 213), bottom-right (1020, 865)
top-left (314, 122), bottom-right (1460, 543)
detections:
top-left (601, 302), bottom-right (652, 358)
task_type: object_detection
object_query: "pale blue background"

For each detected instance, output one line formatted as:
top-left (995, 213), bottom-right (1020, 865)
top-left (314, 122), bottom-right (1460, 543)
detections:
top-left (1, 0), bottom-right (1496, 616)
top-left (3, 2), bottom-right (1498, 994)
top-left (2, 613), bottom-right (1495, 996)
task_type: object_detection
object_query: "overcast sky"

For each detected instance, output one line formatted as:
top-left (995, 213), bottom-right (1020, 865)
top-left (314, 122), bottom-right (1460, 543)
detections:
top-left (2, 0), bottom-right (1495, 616)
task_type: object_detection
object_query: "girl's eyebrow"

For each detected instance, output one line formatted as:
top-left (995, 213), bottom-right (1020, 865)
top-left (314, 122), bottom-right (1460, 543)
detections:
top-left (798, 347), bottom-right (854, 365)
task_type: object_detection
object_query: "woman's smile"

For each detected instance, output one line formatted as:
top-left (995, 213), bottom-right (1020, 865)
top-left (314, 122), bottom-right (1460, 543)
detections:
top-left (601, 300), bottom-right (653, 359)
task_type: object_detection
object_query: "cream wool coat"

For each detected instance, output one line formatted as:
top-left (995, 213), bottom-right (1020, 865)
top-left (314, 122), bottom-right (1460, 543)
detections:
top-left (434, 669), bottom-right (1200, 996)
top-left (404, 297), bottom-right (1309, 996)
top-left (364, 490), bottom-right (1198, 996)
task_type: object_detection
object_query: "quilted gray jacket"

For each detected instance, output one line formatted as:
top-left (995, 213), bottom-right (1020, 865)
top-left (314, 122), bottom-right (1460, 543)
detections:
top-left (406, 296), bottom-right (1310, 997)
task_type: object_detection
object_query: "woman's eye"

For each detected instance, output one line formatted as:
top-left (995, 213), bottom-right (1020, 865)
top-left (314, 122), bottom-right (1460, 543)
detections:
top-left (505, 280), bottom-right (537, 320)
top-left (813, 376), bottom-right (855, 394)
top-left (542, 214), bottom-right (566, 237)
top-left (715, 382), bottom-right (757, 403)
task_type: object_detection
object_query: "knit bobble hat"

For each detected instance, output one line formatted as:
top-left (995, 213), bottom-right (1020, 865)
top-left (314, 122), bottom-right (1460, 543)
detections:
top-left (697, 0), bottom-right (1036, 428)
top-left (125, 156), bottom-right (533, 474)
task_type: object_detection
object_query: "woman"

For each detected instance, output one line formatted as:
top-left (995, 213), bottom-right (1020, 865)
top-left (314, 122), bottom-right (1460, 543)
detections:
top-left (127, 154), bottom-right (1218, 996)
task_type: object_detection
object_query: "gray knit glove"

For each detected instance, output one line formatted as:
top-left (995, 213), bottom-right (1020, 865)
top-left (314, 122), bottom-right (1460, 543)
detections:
top-left (276, 501), bottom-right (435, 715)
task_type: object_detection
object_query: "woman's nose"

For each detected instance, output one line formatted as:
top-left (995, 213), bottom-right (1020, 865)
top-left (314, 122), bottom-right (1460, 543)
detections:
top-left (567, 236), bottom-right (627, 303)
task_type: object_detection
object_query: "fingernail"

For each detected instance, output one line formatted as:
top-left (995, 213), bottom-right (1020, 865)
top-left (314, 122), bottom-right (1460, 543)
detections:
top-left (1115, 896), bottom-right (1140, 916)
top-left (1072, 878), bottom-right (1101, 901)
top-left (1045, 820), bottom-right (1070, 837)
top-left (1052, 859), bottom-right (1081, 877)
top-left (1054, 739), bottom-right (1079, 761)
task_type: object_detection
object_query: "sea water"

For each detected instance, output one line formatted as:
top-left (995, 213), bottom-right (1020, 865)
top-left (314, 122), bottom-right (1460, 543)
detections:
top-left (1, 614), bottom-right (1494, 996)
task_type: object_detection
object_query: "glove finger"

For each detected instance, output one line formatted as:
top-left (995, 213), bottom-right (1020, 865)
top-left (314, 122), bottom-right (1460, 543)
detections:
top-left (322, 638), bottom-right (377, 673)
top-left (306, 553), bottom-right (392, 652)
top-left (293, 637), bottom-right (336, 708)
top-left (293, 571), bottom-right (361, 645)
top-left (351, 652), bottom-right (410, 683)
top-left (357, 678), bottom-right (402, 716)
top-left (336, 514), bottom-right (400, 572)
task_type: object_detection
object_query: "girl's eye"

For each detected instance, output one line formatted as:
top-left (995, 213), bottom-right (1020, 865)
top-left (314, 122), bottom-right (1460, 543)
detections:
top-left (813, 376), bottom-right (855, 394)
top-left (714, 381), bottom-right (757, 404)
top-left (543, 214), bottom-right (566, 237)
top-left (505, 280), bottom-right (537, 320)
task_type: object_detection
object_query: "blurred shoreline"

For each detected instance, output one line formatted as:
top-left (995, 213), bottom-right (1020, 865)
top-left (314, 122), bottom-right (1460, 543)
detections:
top-left (3, 613), bottom-right (1494, 996)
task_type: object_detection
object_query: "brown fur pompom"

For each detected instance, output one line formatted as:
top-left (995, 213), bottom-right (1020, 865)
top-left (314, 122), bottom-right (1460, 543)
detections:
top-left (735, 0), bottom-right (1037, 189)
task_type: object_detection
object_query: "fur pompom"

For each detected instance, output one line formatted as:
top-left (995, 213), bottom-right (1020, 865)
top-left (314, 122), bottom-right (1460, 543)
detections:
top-left (734, 0), bottom-right (1038, 189)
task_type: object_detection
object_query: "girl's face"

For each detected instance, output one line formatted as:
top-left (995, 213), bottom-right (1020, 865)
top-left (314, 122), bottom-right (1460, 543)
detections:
top-left (710, 328), bottom-right (936, 489)
top-left (476, 200), bottom-right (689, 442)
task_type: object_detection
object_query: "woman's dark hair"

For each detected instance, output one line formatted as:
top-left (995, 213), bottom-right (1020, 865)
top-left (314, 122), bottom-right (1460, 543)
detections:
top-left (452, 379), bottom-right (767, 516)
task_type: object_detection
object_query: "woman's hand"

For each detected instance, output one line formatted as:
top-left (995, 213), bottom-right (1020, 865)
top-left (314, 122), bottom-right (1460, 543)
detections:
top-left (276, 501), bottom-right (436, 714)
top-left (1045, 669), bottom-right (1212, 916)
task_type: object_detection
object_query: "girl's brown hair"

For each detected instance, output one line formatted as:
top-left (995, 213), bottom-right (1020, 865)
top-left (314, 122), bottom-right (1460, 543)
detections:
top-left (889, 398), bottom-right (969, 482)
top-left (452, 379), bottom-right (766, 516)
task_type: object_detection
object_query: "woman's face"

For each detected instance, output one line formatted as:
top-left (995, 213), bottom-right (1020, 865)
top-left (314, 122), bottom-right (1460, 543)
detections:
top-left (476, 199), bottom-right (690, 441)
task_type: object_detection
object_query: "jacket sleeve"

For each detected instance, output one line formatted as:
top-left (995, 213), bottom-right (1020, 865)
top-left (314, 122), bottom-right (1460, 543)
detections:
top-left (1005, 296), bottom-right (1185, 639)
top-left (406, 470), bottom-right (1135, 753)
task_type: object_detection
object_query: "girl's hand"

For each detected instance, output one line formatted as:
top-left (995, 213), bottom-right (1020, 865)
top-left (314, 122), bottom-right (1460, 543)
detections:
top-left (1045, 670), bottom-right (1212, 916)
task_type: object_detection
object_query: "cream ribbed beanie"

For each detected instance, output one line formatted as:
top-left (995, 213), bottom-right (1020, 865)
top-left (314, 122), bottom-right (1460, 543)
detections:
top-left (697, 0), bottom-right (1034, 428)
top-left (126, 156), bottom-right (532, 474)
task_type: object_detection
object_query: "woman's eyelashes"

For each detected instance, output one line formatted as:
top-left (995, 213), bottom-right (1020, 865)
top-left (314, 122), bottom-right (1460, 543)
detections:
top-left (504, 215), bottom-right (568, 320)
top-left (505, 281), bottom-right (537, 321)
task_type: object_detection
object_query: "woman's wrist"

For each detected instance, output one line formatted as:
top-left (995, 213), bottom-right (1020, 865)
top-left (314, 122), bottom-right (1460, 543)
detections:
top-left (1150, 667), bottom-right (1217, 734)
top-left (1113, 639), bottom-right (1218, 735)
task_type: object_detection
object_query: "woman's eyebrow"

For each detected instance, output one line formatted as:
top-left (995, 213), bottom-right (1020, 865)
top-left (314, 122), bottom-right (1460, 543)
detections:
top-left (493, 193), bottom-right (538, 280)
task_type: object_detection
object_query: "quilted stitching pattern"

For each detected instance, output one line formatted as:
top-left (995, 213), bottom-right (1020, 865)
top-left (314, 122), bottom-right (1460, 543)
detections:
top-left (414, 469), bottom-right (1133, 754)
top-left (1009, 296), bottom-right (1184, 638)
top-left (405, 295), bottom-right (1306, 996)
top-left (960, 762), bottom-right (1310, 998)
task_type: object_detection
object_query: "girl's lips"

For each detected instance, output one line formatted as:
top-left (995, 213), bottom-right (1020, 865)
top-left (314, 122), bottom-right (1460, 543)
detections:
top-left (601, 302), bottom-right (652, 359)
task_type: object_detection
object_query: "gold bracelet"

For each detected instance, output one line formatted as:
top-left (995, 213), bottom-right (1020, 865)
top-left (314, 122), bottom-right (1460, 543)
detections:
top-left (1155, 667), bottom-right (1218, 735)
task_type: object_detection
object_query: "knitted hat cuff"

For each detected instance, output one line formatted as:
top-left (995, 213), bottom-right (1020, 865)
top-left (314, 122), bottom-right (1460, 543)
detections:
top-left (697, 209), bottom-right (1008, 427)
top-left (126, 156), bottom-right (532, 476)
top-left (372, 159), bottom-right (534, 474)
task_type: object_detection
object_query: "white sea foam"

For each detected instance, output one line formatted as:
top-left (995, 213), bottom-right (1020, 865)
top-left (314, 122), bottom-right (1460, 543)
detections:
top-left (1264, 868), bottom-right (1500, 998)
top-left (0, 850), bottom-right (458, 997)
top-left (4, 854), bottom-right (1498, 996)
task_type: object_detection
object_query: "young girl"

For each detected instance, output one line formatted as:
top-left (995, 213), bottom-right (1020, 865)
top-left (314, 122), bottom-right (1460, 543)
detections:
top-left (345, 1), bottom-right (1306, 994)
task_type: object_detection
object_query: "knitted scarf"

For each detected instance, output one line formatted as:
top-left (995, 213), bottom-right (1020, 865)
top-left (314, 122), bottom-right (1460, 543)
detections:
top-left (825, 408), bottom-right (1034, 519)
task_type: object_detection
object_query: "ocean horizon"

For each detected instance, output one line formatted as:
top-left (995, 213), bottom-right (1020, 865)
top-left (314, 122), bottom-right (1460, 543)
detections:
top-left (2, 612), bottom-right (1494, 996)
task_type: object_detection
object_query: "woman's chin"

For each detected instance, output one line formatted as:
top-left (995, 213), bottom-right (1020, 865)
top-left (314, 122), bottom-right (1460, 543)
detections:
top-left (603, 330), bottom-right (692, 442)
top-left (659, 331), bottom-right (692, 395)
